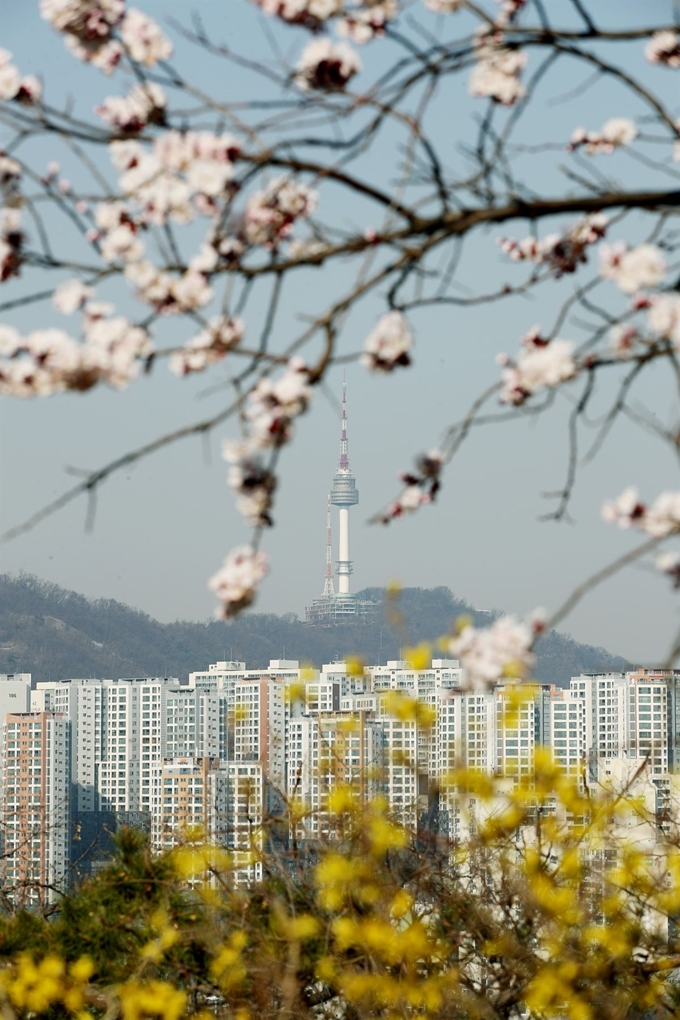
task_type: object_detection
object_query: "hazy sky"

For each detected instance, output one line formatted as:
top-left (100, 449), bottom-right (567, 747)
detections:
top-left (1, 0), bottom-right (679, 666)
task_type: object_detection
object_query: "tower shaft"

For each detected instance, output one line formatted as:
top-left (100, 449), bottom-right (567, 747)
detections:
top-left (322, 495), bottom-right (335, 599)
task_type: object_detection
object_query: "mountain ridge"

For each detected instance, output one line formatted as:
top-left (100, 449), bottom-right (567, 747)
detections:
top-left (0, 573), bottom-right (631, 687)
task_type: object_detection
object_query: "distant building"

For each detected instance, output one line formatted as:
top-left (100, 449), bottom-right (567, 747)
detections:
top-left (1, 711), bottom-right (69, 907)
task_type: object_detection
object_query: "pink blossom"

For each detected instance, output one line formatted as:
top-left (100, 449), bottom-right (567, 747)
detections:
top-left (209, 546), bottom-right (269, 618)
top-left (499, 336), bottom-right (576, 405)
top-left (120, 8), bottom-right (173, 66)
top-left (645, 30), bottom-right (680, 68)
top-left (361, 310), bottom-right (413, 372)
top-left (567, 117), bottom-right (637, 155)
top-left (295, 38), bottom-right (361, 91)
top-left (448, 611), bottom-right (545, 690)
top-left (600, 242), bottom-right (666, 295)
top-left (469, 29), bottom-right (526, 106)
top-left (96, 83), bottom-right (166, 132)
top-left (53, 278), bottom-right (94, 314)
top-left (169, 316), bottom-right (244, 376)
top-left (497, 213), bottom-right (607, 277)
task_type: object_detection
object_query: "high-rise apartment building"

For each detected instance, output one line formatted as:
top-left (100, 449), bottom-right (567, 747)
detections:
top-left (627, 670), bottom-right (669, 775)
top-left (2, 712), bottom-right (70, 907)
top-left (570, 673), bottom-right (629, 774)
top-left (549, 689), bottom-right (586, 781)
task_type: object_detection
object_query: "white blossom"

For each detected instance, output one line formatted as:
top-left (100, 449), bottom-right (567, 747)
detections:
top-left (497, 213), bottom-right (607, 277)
top-left (448, 611), bottom-right (545, 690)
top-left (361, 310), bottom-right (413, 372)
top-left (39, 0), bottom-right (124, 34)
top-left (0, 207), bottom-right (23, 282)
top-left (644, 493), bottom-right (680, 539)
top-left (209, 546), bottom-right (268, 618)
top-left (169, 316), bottom-right (244, 376)
top-left (251, 0), bottom-right (343, 27)
top-left (0, 311), bottom-right (151, 397)
top-left (499, 335), bottom-right (576, 405)
top-left (600, 242), bottom-right (666, 295)
top-left (41, 0), bottom-right (124, 70)
top-left (171, 271), bottom-right (213, 312)
top-left (185, 159), bottom-right (233, 197)
top-left (223, 441), bottom-right (277, 527)
top-left (246, 358), bottom-right (313, 448)
top-left (495, 0), bottom-right (527, 23)
top-left (423, 0), bottom-right (464, 12)
top-left (120, 8), bottom-right (173, 66)
top-left (295, 38), bottom-right (361, 91)
top-left (0, 49), bottom-right (41, 104)
top-left (0, 50), bottom-right (21, 101)
top-left (109, 130), bottom-right (241, 225)
top-left (645, 30), bottom-right (680, 68)
top-left (601, 486), bottom-right (645, 528)
top-left (646, 293), bottom-right (680, 348)
top-left (0, 325), bottom-right (21, 357)
top-left (96, 82), bottom-right (166, 132)
top-left (567, 117), bottom-right (637, 155)
top-left (608, 324), bottom-right (640, 358)
top-left (0, 153), bottom-right (21, 184)
top-left (656, 550), bottom-right (680, 588)
top-left (337, 1), bottom-right (397, 43)
top-left (53, 278), bottom-right (94, 314)
top-left (469, 29), bottom-right (526, 106)
top-left (602, 487), bottom-right (680, 539)
top-left (244, 177), bottom-right (317, 248)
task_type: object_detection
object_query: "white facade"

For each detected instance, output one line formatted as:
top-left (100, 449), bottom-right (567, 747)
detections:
top-left (549, 688), bottom-right (586, 781)
top-left (570, 673), bottom-right (629, 770)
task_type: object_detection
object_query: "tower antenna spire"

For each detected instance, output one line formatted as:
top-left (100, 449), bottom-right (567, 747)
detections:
top-left (322, 495), bottom-right (335, 599)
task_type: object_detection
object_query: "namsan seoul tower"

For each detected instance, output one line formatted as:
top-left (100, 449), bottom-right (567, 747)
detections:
top-left (305, 381), bottom-right (376, 625)
top-left (330, 379), bottom-right (359, 597)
